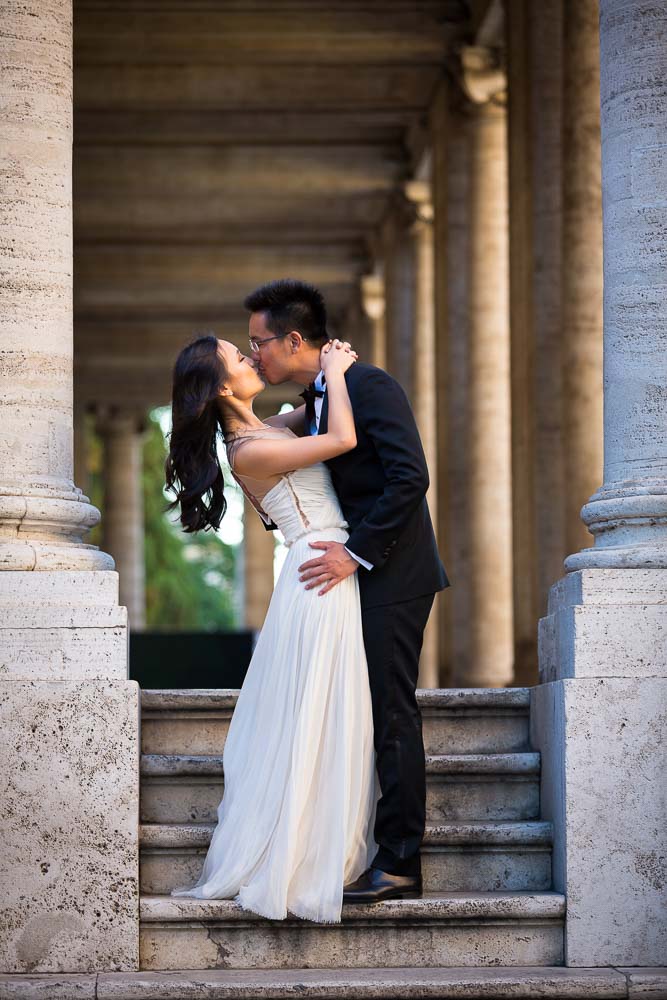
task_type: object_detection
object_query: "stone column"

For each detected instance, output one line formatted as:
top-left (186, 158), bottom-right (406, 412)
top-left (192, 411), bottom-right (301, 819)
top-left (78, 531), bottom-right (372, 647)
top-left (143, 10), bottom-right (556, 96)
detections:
top-left (404, 181), bottom-right (439, 687)
top-left (530, 0), bottom-right (567, 611)
top-left (506, 0), bottom-right (540, 686)
top-left (0, 1), bottom-right (138, 973)
top-left (460, 46), bottom-right (514, 687)
top-left (430, 79), bottom-right (475, 687)
top-left (360, 273), bottom-right (386, 370)
top-left (562, 0), bottom-right (604, 557)
top-left (532, 0), bottom-right (667, 967)
top-left (381, 206), bottom-right (414, 393)
top-left (243, 498), bottom-right (275, 632)
top-left (97, 409), bottom-right (148, 630)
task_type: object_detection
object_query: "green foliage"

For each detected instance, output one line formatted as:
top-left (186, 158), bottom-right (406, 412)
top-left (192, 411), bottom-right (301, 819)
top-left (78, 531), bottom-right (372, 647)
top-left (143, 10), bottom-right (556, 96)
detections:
top-left (87, 409), bottom-right (239, 630)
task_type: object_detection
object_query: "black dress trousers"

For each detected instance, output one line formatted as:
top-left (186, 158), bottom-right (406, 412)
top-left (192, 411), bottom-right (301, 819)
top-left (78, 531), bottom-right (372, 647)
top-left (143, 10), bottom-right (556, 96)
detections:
top-left (361, 592), bottom-right (435, 878)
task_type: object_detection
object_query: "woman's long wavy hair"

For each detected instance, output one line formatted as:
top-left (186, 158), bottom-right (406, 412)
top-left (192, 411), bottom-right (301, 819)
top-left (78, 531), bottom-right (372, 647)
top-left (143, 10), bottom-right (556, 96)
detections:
top-left (164, 334), bottom-right (229, 533)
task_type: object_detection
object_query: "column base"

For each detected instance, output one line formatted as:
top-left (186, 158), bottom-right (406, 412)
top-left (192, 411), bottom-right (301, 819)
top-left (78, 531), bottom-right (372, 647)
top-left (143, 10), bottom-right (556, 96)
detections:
top-left (0, 492), bottom-right (114, 572)
top-left (564, 484), bottom-right (667, 571)
top-left (533, 568), bottom-right (666, 967)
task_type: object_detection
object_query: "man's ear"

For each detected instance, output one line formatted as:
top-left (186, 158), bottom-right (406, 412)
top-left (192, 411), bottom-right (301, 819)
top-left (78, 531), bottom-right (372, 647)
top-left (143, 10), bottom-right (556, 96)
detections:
top-left (288, 330), bottom-right (303, 353)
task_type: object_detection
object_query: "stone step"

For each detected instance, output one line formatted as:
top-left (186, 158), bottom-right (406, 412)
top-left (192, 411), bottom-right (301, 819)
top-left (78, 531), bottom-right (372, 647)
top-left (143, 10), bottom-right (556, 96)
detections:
top-left (139, 752), bottom-right (541, 824)
top-left (4, 966), bottom-right (645, 999)
top-left (139, 820), bottom-right (553, 895)
top-left (140, 687), bottom-right (532, 757)
top-left (139, 891), bottom-right (566, 971)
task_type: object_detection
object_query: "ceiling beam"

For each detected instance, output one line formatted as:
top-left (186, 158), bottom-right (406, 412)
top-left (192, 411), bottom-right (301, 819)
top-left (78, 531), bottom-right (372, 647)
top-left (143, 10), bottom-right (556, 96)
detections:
top-left (74, 64), bottom-right (443, 112)
top-left (73, 109), bottom-right (416, 146)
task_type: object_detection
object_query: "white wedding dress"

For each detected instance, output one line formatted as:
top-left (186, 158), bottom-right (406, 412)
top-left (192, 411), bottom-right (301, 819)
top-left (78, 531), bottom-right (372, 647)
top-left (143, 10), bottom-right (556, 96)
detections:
top-left (170, 425), bottom-right (380, 923)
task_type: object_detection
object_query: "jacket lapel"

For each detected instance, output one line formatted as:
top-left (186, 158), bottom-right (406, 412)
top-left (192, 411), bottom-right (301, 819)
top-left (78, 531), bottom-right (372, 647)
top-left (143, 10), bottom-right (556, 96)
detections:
top-left (318, 390), bottom-right (329, 435)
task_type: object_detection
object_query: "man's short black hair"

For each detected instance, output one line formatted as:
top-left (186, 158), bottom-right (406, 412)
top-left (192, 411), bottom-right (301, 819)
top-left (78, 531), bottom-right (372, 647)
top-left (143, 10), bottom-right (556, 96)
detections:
top-left (243, 278), bottom-right (329, 346)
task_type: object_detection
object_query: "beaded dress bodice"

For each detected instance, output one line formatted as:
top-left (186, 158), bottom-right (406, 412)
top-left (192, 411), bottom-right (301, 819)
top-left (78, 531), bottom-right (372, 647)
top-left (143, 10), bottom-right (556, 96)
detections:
top-left (225, 426), bottom-right (348, 547)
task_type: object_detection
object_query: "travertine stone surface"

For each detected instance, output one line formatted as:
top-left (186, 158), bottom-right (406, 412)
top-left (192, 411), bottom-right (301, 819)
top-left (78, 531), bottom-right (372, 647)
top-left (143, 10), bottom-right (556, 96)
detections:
top-left (0, 572), bottom-right (127, 681)
top-left (0, 570), bottom-right (120, 606)
top-left (538, 569), bottom-right (667, 683)
top-left (619, 968), bottom-right (667, 999)
top-left (0, 0), bottom-right (111, 571)
top-left (139, 892), bottom-right (565, 971)
top-left (531, 677), bottom-right (667, 967)
top-left (0, 679), bottom-right (140, 973)
top-left (0, 965), bottom-right (642, 1000)
top-left (139, 818), bottom-right (553, 895)
top-left (139, 687), bottom-right (531, 756)
top-left (565, 0), bottom-right (667, 570)
top-left (138, 751), bottom-right (540, 826)
top-left (0, 974), bottom-right (97, 999)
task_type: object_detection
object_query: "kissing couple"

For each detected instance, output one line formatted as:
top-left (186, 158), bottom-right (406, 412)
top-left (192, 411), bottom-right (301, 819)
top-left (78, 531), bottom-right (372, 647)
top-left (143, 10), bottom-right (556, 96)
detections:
top-left (165, 278), bottom-right (449, 923)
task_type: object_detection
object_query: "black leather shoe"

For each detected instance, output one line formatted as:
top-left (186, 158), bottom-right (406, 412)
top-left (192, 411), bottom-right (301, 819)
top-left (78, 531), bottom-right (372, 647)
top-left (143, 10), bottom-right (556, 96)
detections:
top-left (342, 866), bottom-right (422, 903)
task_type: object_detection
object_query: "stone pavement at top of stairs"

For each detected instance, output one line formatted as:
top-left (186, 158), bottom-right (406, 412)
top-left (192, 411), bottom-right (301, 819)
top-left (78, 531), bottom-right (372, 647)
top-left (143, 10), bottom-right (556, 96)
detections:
top-left (1, 966), bottom-right (666, 999)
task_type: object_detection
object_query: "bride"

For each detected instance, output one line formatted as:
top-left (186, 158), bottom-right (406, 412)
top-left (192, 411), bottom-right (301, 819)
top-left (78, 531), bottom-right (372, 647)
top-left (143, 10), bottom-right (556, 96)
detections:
top-left (163, 333), bottom-right (380, 923)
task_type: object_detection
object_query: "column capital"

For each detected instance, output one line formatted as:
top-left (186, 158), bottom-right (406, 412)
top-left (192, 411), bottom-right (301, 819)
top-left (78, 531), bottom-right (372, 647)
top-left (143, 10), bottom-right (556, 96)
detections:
top-left (94, 405), bottom-right (149, 438)
top-left (403, 180), bottom-right (434, 225)
top-left (360, 273), bottom-right (385, 322)
top-left (458, 45), bottom-right (507, 108)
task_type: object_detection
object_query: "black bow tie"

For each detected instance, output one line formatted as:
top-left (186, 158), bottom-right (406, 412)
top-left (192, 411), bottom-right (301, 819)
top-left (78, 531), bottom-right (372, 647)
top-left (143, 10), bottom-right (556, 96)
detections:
top-left (299, 382), bottom-right (325, 425)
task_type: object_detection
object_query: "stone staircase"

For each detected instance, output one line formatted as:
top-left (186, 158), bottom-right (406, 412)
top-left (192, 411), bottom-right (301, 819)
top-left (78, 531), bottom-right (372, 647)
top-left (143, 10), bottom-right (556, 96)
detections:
top-left (8, 686), bottom-right (661, 997)
top-left (135, 687), bottom-right (576, 988)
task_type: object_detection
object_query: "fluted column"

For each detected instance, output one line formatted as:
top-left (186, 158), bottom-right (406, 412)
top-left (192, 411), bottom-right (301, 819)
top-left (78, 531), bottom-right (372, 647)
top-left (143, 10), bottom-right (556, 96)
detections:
top-left (403, 181), bottom-right (439, 686)
top-left (532, 0), bottom-right (667, 967)
top-left (0, 1), bottom-right (110, 573)
top-left (97, 410), bottom-right (147, 630)
top-left (360, 273), bottom-right (386, 370)
top-left (243, 499), bottom-right (275, 631)
top-left (564, 1), bottom-right (666, 571)
top-left (0, 1), bottom-right (137, 973)
top-left (460, 46), bottom-right (514, 686)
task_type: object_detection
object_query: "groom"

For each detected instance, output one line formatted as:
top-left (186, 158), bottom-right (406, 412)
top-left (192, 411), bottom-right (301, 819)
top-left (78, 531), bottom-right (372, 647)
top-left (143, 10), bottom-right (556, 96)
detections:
top-left (245, 278), bottom-right (449, 902)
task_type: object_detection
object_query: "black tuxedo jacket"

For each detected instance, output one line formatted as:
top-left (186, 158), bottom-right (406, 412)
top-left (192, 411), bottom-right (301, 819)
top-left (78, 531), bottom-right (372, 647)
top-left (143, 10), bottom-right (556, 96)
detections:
top-left (313, 362), bottom-right (449, 610)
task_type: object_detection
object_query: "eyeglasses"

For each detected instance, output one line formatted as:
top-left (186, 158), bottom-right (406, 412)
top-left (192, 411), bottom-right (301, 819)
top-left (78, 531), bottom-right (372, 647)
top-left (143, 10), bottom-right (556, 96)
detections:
top-left (248, 333), bottom-right (287, 352)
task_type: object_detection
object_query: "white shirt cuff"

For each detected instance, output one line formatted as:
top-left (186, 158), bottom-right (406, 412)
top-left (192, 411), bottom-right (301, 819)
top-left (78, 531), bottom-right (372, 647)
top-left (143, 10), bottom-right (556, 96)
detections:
top-left (345, 546), bottom-right (373, 571)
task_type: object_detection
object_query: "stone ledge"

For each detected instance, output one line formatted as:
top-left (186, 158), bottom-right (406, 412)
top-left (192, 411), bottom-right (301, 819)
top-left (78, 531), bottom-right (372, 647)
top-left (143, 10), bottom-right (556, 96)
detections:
top-left (138, 820), bottom-right (553, 850)
top-left (140, 891), bottom-right (566, 924)
top-left (140, 752), bottom-right (540, 778)
top-left (617, 968), bottom-right (667, 999)
top-left (4, 965), bottom-right (658, 999)
top-left (140, 688), bottom-right (532, 712)
top-left (0, 607), bottom-right (127, 628)
top-left (0, 570), bottom-right (119, 605)
top-left (548, 569), bottom-right (667, 612)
